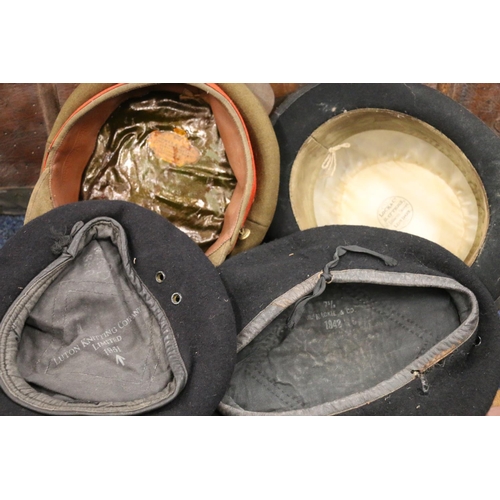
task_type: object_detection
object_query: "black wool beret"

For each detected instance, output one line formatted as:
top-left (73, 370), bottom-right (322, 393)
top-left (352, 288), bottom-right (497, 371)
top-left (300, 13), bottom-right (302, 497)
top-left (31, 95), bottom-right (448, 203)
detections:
top-left (269, 83), bottom-right (500, 302)
top-left (218, 225), bottom-right (500, 416)
top-left (0, 200), bottom-right (236, 415)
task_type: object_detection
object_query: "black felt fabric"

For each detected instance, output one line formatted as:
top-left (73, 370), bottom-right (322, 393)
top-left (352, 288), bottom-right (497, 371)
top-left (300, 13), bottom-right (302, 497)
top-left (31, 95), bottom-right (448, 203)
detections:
top-left (268, 83), bottom-right (500, 301)
top-left (0, 200), bottom-right (236, 416)
top-left (219, 225), bottom-right (500, 415)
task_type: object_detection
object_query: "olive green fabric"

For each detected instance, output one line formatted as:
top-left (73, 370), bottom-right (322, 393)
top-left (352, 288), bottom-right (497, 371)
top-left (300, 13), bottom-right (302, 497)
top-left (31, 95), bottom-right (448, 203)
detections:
top-left (46, 84), bottom-right (115, 148)
top-left (27, 83), bottom-right (119, 222)
top-left (25, 168), bottom-right (52, 222)
top-left (244, 83), bottom-right (275, 115)
top-left (218, 84), bottom-right (280, 256)
top-left (26, 83), bottom-right (280, 265)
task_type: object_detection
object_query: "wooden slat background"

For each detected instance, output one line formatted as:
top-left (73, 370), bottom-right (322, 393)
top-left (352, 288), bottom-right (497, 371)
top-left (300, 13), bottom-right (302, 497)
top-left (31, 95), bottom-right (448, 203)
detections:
top-left (0, 83), bottom-right (78, 188)
top-left (0, 83), bottom-right (499, 190)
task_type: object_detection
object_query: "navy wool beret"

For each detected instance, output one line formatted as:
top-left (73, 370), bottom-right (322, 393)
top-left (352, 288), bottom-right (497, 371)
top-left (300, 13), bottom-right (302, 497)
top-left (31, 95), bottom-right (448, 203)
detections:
top-left (0, 200), bottom-right (236, 415)
top-left (269, 83), bottom-right (500, 302)
top-left (218, 225), bottom-right (500, 415)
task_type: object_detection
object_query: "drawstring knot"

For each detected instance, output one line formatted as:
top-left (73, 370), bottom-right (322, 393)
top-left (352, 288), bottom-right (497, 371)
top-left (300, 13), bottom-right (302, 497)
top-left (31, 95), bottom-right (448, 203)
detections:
top-left (321, 143), bottom-right (351, 177)
top-left (50, 221), bottom-right (84, 256)
top-left (286, 245), bottom-right (397, 329)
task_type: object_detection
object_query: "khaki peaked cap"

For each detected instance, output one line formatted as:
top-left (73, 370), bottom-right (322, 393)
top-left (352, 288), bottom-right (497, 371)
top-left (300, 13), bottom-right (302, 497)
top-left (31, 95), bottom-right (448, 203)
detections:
top-left (26, 83), bottom-right (280, 266)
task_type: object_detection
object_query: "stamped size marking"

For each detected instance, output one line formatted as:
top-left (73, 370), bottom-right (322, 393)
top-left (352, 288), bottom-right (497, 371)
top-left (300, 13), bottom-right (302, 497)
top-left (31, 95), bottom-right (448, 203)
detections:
top-left (324, 319), bottom-right (342, 330)
top-left (322, 301), bottom-right (337, 309)
top-left (51, 345), bottom-right (82, 365)
top-left (104, 346), bottom-right (122, 357)
top-left (377, 196), bottom-right (413, 230)
top-left (50, 307), bottom-right (141, 367)
top-left (115, 355), bottom-right (126, 366)
top-left (82, 246), bottom-right (112, 280)
top-left (307, 307), bottom-right (355, 322)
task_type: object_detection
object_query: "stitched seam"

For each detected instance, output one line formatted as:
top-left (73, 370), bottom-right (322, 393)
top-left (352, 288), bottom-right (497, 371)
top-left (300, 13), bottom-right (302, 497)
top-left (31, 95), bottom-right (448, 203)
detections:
top-left (144, 313), bottom-right (161, 391)
top-left (346, 287), bottom-right (431, 354)
top-left (41, 371), bottom-right (145, 385)
top-left (351, 285), bottom-right (436, 346)
top-left (54, 279), bottom-right (122, 285)
top-left (56, 288), bottom-right (119, 379)
top-left (243, 325), bottom-right (304, 409)
top-left (243, 366), bottom-right (300, 410)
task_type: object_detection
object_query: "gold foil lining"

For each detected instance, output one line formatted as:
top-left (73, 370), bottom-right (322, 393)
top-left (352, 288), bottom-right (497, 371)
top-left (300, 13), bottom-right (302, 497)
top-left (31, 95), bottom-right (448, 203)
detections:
top-left (81, 91), bottom-right (236, 251)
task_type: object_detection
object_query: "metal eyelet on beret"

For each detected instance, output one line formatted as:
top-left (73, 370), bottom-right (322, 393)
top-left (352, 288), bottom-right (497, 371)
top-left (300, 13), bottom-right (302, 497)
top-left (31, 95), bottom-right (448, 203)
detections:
top-left (474, 336), bottom-right (482, 346)
top-left (171, 293), bottom-right (182, 305)
top-left (155, 271), bottom-right (166, 283)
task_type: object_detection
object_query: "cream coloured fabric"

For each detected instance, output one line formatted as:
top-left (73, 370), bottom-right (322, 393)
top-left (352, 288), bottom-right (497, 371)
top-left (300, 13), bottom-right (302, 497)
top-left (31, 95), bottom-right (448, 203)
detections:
top-left (291, 121), bottom-right (487, 262)
top-left (314, 130), bottom-right (479, 260)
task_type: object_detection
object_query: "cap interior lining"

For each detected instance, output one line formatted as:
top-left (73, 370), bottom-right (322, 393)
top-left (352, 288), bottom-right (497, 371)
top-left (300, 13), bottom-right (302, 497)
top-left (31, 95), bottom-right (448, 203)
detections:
top-left (289, 109), bottom-right (489, 264)
top-left (47, 84), bottom-right (254, 259)
top-left (220, 270), bottom-right (478, 416)
top-left (0, 217), bottom-right (188, 415)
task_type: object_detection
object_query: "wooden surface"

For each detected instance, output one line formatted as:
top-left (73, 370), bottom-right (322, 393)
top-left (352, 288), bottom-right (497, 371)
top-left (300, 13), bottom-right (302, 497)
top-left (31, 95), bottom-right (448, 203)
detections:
top-left (270, 83), bottom-right (306, 105)
top-left (0, 83), bottom-right (77, 188)
top-left (436, 83), bottom-right (500, 134)
top-left (0, 83), bottom-right (46, 188)
top-left (1, 83), bottom-right (499, 192)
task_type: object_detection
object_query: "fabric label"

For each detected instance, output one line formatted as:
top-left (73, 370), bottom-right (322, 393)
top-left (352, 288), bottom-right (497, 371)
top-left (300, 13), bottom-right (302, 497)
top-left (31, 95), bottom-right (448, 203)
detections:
top-left (50, 307), bottom-right (141, 368)
top-left (377, 196), bottom-right (413, 230)
top-left (147, 129), bottom-right (201, 167)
